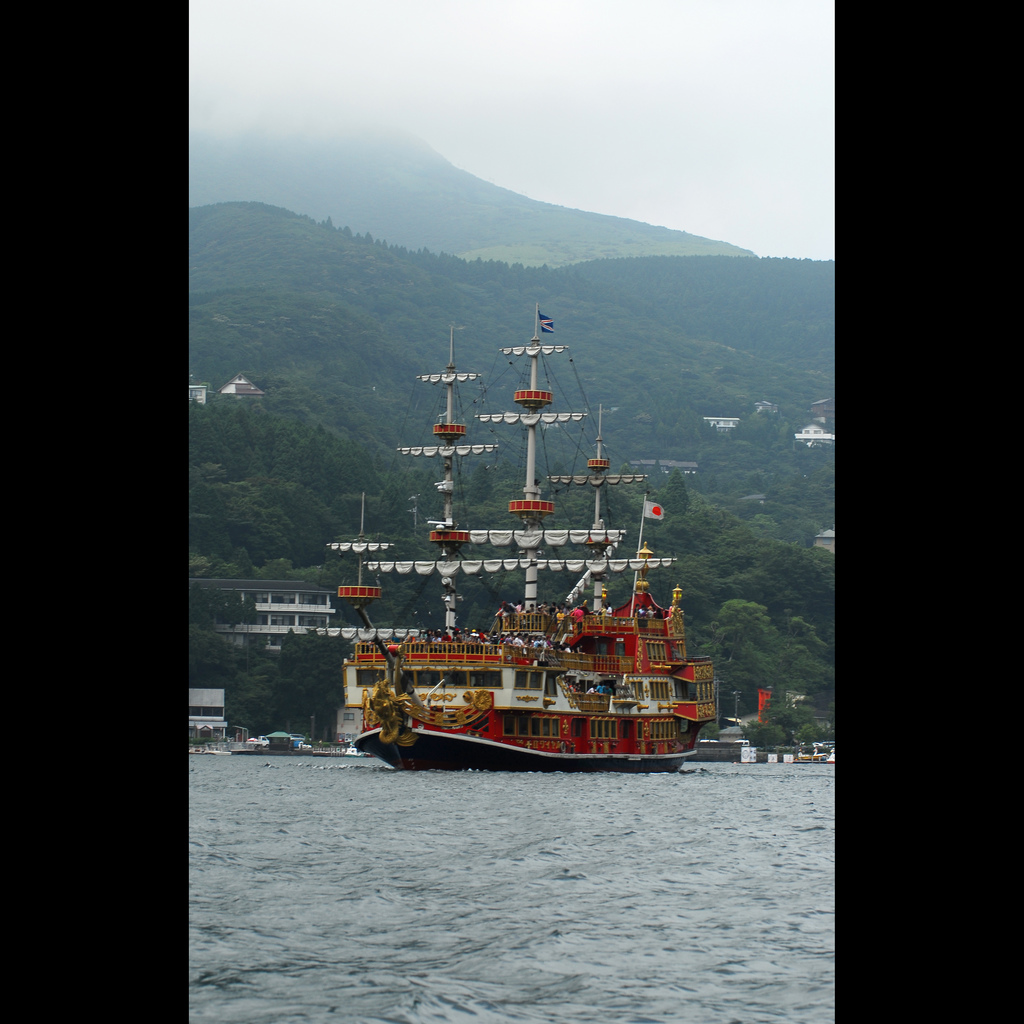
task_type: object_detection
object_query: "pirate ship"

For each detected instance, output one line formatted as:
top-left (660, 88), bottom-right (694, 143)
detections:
top-left (328, 313), bottom-right (716, 771)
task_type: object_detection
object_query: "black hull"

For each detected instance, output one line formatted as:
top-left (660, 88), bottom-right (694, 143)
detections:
top-left (356, 728), bottom-right (694, 773)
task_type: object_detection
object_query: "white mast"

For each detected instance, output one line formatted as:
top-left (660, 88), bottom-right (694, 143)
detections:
top-left (399, 326), bottom-right (498, 630)
top-left (509, 308), bottom-right (555, 610)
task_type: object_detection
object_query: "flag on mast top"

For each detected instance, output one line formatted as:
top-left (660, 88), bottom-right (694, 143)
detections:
top-left (539, 311), bottom-right (554, 333)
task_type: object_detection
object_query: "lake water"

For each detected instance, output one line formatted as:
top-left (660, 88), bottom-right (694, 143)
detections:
top-left (189, 757), bottom-right (834, 1023)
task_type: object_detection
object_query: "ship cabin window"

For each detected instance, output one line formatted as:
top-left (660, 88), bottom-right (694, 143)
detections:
top-left (688, 681), bottom-right (697, 700)
top-left (620, 721), bottom-right (633, 739)
top-left (544, 676), bottom-right (558, 696)
top-left (674, 679), bottom-right (686, 699)
top-left (416, 669), bottom-right (445, 689)
top-left (514, 670), bottom-right (544, 690)
top-left (572, 718), bottom-right (584, 737)
top-left (650, 719), bottom-right (677, 740)
top-left (616, 640), bottom-right (626, 657)
top-left (503, 716), bottom-right (559, 738)
top-left (356, 670), bottom-right (379, 688)
top-left (468, 670), bottom-right (502, 689)
top-left (591, 719), bottom-right (617, 739)
top-left (649, 679), bottom-right (671, 700)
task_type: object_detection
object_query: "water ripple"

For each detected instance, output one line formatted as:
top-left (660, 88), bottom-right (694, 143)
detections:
top-left (191, 760), bottom-right (834, 1023)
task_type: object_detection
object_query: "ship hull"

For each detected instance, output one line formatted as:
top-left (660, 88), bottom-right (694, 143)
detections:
top-left (356, 727), bottom-right (695, 773)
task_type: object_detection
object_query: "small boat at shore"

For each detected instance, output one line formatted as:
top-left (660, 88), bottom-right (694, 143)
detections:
top-left (341, 745), bottom-right (375, 760)
top-left (795, 746), bottom-right (834, 763)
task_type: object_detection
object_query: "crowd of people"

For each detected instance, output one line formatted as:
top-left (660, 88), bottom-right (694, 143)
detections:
top-left (404, 595), bottom-right (666, 649)
top-left (415, 625), bottom-right (571, 654)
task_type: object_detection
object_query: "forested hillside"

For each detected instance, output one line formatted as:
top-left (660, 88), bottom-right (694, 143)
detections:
top-left (188, 201), bottom-right (835, 741)
top-left (189, 203), bottom-right (833, 461)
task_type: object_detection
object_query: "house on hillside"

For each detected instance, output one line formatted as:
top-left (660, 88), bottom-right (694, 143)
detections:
top-left (810, 398), bottom-right (835, 422)
top-left (703, 416), bottom-right (740, 432)
top-left (814, 528), bottom-right (835, 554)
top-left (219, 374), bottom-right (265, 398)
top-left (189, 380), bottom-right (209, 404)
top-left (629, 459), bottom-right (699, 475)
top-left (795, 425), bottom-right (835, 447)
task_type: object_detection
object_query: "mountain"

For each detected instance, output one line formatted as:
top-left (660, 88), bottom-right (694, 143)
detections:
top-left (189, 131), bottom-right (755, 268)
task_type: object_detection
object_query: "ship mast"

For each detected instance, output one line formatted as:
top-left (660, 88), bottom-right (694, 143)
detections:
top-left (507, 310), bottom-right (556, 610)
top-left (428, 326), bottom-right (475, 630)
top-left (587, 406), bottom-right (612, 612)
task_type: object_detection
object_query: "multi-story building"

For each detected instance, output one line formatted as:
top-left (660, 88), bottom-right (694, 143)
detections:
top-left (190, 578), bottom-right (337, 648)
top-left (189, 687), bottom-right (227, 738)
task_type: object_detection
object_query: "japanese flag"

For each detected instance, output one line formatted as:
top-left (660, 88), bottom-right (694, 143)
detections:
top-left (643, 500), bottom-right (665, 520)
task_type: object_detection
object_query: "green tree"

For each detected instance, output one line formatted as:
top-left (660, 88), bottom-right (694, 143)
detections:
top-left (275, 631), bottom-right (350, 741)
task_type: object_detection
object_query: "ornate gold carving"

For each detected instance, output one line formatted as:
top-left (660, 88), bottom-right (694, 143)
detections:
top-left (542, 697), bottom-right (556, 708)
top-left (366, 677), bottom-right (415, 745)
top-left (419, 691), bottom-right (456, 702)
top-left (404, 688), bottom-right (493, 729)
top-left (694, 663), bottom-right (714, 682)
top-left (516, 694), bottom-right (540, 703)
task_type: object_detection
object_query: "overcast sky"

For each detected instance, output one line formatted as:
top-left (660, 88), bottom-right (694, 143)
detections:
top-left (189, 0), bottom-right (834, 261)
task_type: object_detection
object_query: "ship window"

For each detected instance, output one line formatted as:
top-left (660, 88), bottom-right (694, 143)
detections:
top-left (620, 721), bottom-right (632, 739)
top-left (517, 718), bottom-right (532, 737)
top-left (572, 718), bottom-right (583, 737)
top-left (416, 670), bottom-right (443, 689)
top-left (531, 718), bottom-right (541, 737)
top-left (650, 680), bottom-right (670, 700)
top-left (650, 719), bottom-right (678, 740)
top-left (356, 670), bottom-right (379, 687)
top-left (468, 670), bottom-right (502, 688)
top-left (515, 671), bottom-right (543, 689)
top-left (446, 672), bottom-right (469, 687)
top-left (545, 677), bottom-right (557, 696)
top-left (504, 716), bottom-right (516, 736)
top-left (615, 641), bottom-right (625, 657)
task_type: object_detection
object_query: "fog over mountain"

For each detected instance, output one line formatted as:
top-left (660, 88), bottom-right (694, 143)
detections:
top-left (189, 130), bottom-right (756, 268)
top-left (189, 2), bottom-right (834, 261)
